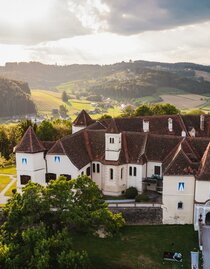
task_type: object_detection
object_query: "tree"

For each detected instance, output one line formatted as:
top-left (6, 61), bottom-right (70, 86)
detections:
top-left (59, 105), bottom-right (68, 118)
top-left (37, 120), bottom-right (55, 141)
top-left (61, 91), bottom-right (69, 103)
top-left (135, 104), bottom-right (153, 116)
top-left (121, 105), bottom-right (135, 117)
top-left (0, 176), bottom-right (124, 268)
top-left (151, 103), bottom-right (179, 115)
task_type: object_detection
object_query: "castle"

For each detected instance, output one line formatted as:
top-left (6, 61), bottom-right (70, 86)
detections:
top-left (15, 110), bottom-right (210, 230)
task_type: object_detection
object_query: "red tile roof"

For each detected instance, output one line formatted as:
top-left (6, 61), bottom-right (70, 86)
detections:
top-left (15, 126), bottom-right (45, 153)
top-left (73, 110), bottom-right (95, 126)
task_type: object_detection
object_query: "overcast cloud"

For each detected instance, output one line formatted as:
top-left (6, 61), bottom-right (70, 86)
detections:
top-left (0, 0), bottom-right (209, 65)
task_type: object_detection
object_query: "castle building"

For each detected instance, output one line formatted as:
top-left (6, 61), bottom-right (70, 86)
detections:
top-left (15, 110), bottom-right (210, 229)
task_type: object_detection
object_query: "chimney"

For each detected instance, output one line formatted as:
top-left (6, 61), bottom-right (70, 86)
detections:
top-left (181, 130), bottom-right (186, 137)
top-left (143, 120), bottom-right (149, 132)
top-left (200, 115), bottom-right (205, 131)
top-left (168, 118), bottom-right (173, 132)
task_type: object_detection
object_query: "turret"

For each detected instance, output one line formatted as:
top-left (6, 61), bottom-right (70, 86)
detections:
top-left (72, 110), bottom-right (94, 134)
top-left (15, 126), bottom-right (46, 191)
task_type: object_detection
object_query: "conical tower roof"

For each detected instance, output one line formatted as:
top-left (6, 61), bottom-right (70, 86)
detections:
top-left (15, 126), bottom-right (45, 153)
top-left (73, 110), bottom-right (94, 126)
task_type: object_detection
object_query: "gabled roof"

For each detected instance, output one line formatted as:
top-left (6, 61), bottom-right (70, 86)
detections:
top-left (15, 126), bottom-right (45, 153)
top-left (106, 119), bottom-right (119, 133)
top-left (73, 110), bottom-right (95, 126)
top-left (197, 143), bottom-right (210, 181)
top-left (163, 145), bottom-right (198, 176)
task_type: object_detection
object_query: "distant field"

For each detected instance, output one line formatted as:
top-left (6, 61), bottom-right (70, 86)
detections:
top-left (31, 89), bottom-right (122, 119)
top-left (160, 94), bottom-right (207, 109)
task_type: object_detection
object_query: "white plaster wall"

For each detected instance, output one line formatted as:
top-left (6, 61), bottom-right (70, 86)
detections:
top-left (72, 125), bottom-right (85, 134)
top-left (102, 165), bottom-right (126, 196)
top-left (16, 152), bottom-right (46, 191)
top-left (79, 163), bottom-right (91, 177)
top-left (162, 175), bottom-right (195, 224)
top-left (195, 181), bottom-right (210, 203)
top-left (16, 152), bottom-right (45, 172)
top-left (147, 162), bottom-right (162, 177)
top-left (127, 164), bottom-right (143, 192)
top-left (91, 162), bottom-right (102, 188)
top-left (46, 154), bottom-right (79, 179)
top-left (142, 163), bottom-right (147, 179)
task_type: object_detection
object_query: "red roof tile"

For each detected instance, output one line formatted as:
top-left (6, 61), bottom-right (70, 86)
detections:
top-left (15, 126), bottom-right (45, 153)
top-left (73, 110), bottom-right (95, 126)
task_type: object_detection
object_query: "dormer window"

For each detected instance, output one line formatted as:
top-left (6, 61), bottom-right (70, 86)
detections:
top-left (54, 156), bottom-right (61, 163)
top-left (110, 138), bottom-right (114, 144)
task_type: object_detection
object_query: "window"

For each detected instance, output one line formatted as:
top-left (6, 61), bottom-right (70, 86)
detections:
top-left (109, 137), bottom-right (114, 144)
top-left (110, 168), bottom-right (113, 180)
top-left (60, 174), bottom-right (71, 181)
top-left (154, 166), bottom-right (160, 175)
top-left (45, 173), bottom-right (56, 183)
top-left (177, 202), bottom-right (183, 209)
top-left (20, 175), bottom-right (31, 185)
top-left (86, 167), bottom-right (91, 176)
top-left (21, 158), bottom-right (27, 165)
top-left (178, 182), bottom-right (185, 191)
top-left (54, 156), bottom-right (61, 163)
top-left (81, 171), bottom-right (84, 176)
top-left (134, 167), bottom-right (137, 177)
top-left (97, 163), bottom-right (100, 173)
top-left (129, 166), bottom-right (137, 177)
top-left (92, 163), bottom-right (96, 173)
top-left (129, 166), bottom-right (132, 176)
top-left (121, 168), bottom-right (123, 179)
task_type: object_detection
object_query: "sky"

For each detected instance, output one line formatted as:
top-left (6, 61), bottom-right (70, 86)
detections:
top-left (0, 0), bottom-right (210, 66)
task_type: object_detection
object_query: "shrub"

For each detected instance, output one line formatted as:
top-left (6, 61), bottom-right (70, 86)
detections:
top-left (135, 193), bottom-right (150, 203)
top-left (125, 187), bottom-right (138, 199)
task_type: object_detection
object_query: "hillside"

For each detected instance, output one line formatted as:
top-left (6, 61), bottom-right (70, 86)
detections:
top-left (0, 77), bottom-right (36, 117)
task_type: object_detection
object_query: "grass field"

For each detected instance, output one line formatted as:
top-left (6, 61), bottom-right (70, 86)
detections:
top-left (0, 166), bottom-right (16, 175)
top-left (0, 175), bottom-right (12, 192)
top-left (73, 225), bottom-right (199, 269)
top-left (5, 180), bottom-right (17, 196)
top-left (160, 94), bottom-right (207, 109)
top-left (31, 89), bottom-right (122, 119)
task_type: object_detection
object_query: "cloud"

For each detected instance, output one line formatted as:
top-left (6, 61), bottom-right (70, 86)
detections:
top-left (0, 0), bottom-right (90, 44)
top-left (102, 0), bottom-right (210, 34)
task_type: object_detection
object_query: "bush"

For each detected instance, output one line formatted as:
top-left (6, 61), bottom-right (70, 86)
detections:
top-left (125, 187), bottom-right (138, 199)
top-left (135, 193), bottom-right (150, 203)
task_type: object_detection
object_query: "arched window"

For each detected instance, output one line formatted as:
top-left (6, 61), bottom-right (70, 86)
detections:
top-left (110, 168), bottom-right (113, 180)
top-left (97, 163), bottom-right (100, 173)
top-left (92, 163), bottom-right (96, 173)
top-left (86, 167), bottom-right (91, 176)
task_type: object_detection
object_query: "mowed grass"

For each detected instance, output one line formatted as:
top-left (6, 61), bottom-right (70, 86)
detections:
top-left (5, 180), bottom-right (17, 196)
top-left (0, 176), bottom-right (12, 192)
top-left (0, 166), bottom-right (16, 175)
top-left (73, 225), bottom-right (199, 269)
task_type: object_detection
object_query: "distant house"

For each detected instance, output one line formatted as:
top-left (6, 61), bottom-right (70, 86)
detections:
top-left (15, 111), bottom-right (210, 229)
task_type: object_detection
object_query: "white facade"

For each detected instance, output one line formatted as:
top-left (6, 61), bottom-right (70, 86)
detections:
top-left (162, 175), bottom-right (195, 224)
top-left (16, 152), bottom-right (46, 190)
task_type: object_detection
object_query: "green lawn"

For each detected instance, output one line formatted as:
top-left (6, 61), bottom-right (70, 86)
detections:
top-left (73, 225), bottom-right (199, 269)
top-left (0, 166), bottom-right (16, 175)
top-left (4, 180), bottom-right (17, 196)
top-left (0, 175), bottom-right (12, 192)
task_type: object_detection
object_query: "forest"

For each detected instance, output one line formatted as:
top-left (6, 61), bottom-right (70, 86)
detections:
top-left (0, 77), bottom-right (36, 117)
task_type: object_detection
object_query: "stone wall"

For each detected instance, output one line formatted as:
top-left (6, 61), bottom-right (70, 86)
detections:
top-left (110, 207), bottom-right (162, 225)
